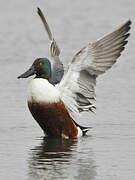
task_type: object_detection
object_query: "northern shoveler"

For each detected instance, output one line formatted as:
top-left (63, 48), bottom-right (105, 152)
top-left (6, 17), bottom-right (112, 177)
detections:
top-left (18, 8), bottom-right (131, 139)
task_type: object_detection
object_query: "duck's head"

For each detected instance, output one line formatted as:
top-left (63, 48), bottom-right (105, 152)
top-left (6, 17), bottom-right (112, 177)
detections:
top-left (18, 58), bottom-right (51, 80)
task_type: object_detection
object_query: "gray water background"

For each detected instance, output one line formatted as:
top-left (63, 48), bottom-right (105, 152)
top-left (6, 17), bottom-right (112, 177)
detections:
top-left (0, 0), bottom-right (135, 179)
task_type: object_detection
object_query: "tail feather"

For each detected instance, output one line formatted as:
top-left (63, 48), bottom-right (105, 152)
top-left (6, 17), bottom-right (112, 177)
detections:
top-left (73, 119), bottom-right (92, 136)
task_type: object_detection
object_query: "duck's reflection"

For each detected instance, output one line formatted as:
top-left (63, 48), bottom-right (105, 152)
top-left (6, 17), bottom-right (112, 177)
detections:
top-left (28, 137), bottom-right (97, 180)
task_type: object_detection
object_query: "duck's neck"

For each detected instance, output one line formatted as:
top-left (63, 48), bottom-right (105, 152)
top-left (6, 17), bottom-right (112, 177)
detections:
top-left (35, 74), bottom-right (51, 80)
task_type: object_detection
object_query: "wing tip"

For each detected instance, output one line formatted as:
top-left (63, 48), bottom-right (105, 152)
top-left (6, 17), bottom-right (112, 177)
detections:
top-left (122, 20), bottom-right (132, 30)
top-left (122, 20), bottom-right (132, 35)
top-left (37, 7), bottom-right (41, 15)
top-left (126, 20), bottom-right (132, 26)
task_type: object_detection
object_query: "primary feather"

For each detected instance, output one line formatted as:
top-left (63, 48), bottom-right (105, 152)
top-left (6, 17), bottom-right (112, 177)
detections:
top-left (57, 20), bottom-right (131, 117)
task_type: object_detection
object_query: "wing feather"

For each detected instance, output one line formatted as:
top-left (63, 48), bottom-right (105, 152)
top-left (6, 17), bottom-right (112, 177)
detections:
top-left (57, 20), bottom-right (131, 117)
top-left (37, 7), bottom-right (60, 57)
top-left (37, 8), bottom-right (64, 84)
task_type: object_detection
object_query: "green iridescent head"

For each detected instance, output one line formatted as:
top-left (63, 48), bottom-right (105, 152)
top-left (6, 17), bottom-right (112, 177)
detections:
top-left (18, 58), bottom-right (51, 80)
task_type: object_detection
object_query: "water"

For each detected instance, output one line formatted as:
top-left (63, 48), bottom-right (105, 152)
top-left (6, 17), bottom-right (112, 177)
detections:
top-left (1, 0), bottom-right (135, 179)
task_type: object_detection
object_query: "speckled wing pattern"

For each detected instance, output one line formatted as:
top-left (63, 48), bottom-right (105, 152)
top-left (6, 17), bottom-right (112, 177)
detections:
top-left (37, 8), bottom-right (64, 84)
top-left (57, 20), bottom-right (131, 116)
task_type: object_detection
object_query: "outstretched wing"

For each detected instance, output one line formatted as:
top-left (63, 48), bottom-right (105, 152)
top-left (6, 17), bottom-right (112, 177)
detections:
top-left (37, 8), bottom-right (64, 84)
top-left (57, 20), bottom-right (131, 116)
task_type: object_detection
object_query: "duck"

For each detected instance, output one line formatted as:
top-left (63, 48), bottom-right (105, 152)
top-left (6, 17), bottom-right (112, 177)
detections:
top-left (18, 8), bottom-right (131, 139)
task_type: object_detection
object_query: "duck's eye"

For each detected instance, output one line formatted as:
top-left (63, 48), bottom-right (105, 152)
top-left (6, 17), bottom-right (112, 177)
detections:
top-left (39, 62), bottom-right (43, 66)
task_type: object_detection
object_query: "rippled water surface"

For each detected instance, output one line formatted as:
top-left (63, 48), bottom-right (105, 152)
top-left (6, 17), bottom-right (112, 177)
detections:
top-left (1, 0), bottom-right (135, 179)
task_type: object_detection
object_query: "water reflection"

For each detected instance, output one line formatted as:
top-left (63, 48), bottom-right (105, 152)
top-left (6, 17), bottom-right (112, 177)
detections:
top-left (28, 137), bottom-right (96, 180)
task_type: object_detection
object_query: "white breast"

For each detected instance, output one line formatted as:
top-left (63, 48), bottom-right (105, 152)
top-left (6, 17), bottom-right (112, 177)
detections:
top-left (27, 78), bottom-right (60, 103)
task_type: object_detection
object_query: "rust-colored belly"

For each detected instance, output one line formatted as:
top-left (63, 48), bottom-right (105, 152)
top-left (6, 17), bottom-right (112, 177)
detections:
top-left (28, 100), bottom-right (78, 138)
